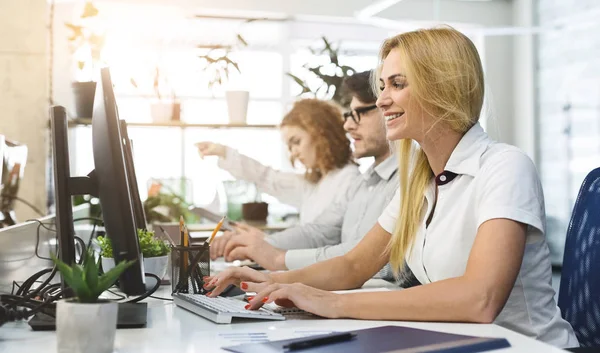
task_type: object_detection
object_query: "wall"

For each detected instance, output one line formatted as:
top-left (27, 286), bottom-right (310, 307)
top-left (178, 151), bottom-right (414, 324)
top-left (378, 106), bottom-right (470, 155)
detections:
top-left (0, 0), bottom-right (48, 221)
top-left (536, 0), bottom-right (600, 264)
top-left (512, 0), bottom-right (536, 160)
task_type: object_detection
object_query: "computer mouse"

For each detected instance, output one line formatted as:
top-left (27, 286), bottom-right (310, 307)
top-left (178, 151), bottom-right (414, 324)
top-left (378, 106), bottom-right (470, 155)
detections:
top-left (219, 284), bottom-right (246, 298)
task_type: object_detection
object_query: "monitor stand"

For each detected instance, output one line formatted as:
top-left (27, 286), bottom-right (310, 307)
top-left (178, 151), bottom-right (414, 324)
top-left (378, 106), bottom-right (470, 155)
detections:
top-left (27, 302), bottom-right (148, 331)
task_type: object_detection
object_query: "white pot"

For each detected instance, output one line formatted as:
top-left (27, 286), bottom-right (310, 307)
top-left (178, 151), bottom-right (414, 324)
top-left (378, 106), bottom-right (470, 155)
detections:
top-left (225, 90), bottom-right (249, 124)
top-left (150, 102), bottom-right (180, 123)
top-left (143, 255), bottom-right (169, 287)
top-left (57, 299), bottom-right (117, 353)
top-left (102, 255), bottom-right (168, 287)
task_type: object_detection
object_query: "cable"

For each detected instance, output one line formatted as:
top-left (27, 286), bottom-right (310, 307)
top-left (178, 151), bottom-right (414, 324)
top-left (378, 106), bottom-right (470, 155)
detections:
top-left (1, 290), bottom-right (62, 326)
top-left (5, 196), bottom-right (45, 217)
top-left (74, 236), bottom-right (86, 264)
top-left (149, 296), bottom-right (173, 301)
top-left (123, 273), bottom-right (161, 303)
top-left (105, 288), bottom-right (125, 300)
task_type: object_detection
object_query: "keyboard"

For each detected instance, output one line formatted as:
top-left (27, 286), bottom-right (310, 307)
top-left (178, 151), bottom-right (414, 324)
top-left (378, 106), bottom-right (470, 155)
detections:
top-left (173, 293), bottom-right (286, 324)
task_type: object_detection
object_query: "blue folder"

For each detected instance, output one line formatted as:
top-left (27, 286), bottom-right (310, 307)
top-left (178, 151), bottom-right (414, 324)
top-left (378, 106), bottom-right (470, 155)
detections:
top-left (222, 325), bottom-right (510, 353)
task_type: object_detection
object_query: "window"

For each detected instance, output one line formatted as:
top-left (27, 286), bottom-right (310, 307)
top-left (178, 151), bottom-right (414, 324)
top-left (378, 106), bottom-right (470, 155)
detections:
top-left (65, 4), bottom-right (386, 216)
top-left (535, 0), bottom-right (600, 264)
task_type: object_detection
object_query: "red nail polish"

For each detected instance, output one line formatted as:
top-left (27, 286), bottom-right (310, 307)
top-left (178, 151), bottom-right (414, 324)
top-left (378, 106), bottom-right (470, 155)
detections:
top-left (241, 282), bottom-right (248, 290)
top-left (247, 296), bottom-right (255, 301)
top-left (206, 292), bottom-right (212, 296)
top-left (244, 304), bottom-right (251, 310)
top-left (262, 297), bottom-right (269, 303)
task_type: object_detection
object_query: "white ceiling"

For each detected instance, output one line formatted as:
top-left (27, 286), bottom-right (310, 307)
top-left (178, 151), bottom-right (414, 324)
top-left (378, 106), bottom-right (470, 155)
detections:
top-left (70, 0), bottom-right (513, 27)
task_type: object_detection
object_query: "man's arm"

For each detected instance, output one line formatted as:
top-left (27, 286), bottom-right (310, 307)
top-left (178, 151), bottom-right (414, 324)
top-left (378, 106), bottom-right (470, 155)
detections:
top-left (282, 236), bottom-right (364, 270)
top-left (265, 177), bottom-right (358, 250)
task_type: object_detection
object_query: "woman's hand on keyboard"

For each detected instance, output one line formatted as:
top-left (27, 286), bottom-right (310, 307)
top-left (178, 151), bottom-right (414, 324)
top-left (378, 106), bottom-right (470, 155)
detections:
top-left (246, 283), bottom-right (344, 319)
top-left (203, 266), bottom-right (272, 297)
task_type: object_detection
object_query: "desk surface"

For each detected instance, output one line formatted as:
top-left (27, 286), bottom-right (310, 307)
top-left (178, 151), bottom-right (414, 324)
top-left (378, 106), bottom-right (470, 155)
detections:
top-left (1, 283), bottom-right (568, 353)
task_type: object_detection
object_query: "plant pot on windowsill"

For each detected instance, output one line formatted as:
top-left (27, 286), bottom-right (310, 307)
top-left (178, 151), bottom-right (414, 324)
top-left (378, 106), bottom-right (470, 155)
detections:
top-left (150, 101), bottom-right (181, 123)
top-left (242, 202), bottom-right (268, 222)
top-left (225, 90), bottom-right (249, 124)
top-left (72, 81), bottom-right (97, 118)
top-left (57, 299), bottom-right (118, 353)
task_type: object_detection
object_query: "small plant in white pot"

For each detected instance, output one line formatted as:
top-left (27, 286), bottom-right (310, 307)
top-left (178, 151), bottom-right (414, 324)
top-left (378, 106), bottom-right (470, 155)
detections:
top-left (131, 66), bottom-right (181, 123)
top-left (197, 29), bottom-right (249, 124)
top-left (52, 250), bottom-right (135, 353)
top-left (99, 229), bottom-right (170, 287)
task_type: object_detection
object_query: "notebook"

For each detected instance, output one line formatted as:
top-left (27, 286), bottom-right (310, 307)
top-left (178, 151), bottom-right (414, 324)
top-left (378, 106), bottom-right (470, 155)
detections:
top-left (222, 325), bottom-right (510, 353)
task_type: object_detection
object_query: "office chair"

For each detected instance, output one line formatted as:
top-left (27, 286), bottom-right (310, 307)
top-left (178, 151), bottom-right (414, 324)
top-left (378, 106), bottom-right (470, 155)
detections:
top-left (558, 167), bottom-right (600, 352)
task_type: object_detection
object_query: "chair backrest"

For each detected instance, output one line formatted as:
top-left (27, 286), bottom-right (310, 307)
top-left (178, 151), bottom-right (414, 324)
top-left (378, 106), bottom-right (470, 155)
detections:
top-left (558, 167), bottom-right (600, 347)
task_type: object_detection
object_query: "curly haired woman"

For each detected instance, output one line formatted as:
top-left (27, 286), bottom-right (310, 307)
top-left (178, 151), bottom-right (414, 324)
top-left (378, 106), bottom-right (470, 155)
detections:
top-left (196, 98), bottom-right (359, 224)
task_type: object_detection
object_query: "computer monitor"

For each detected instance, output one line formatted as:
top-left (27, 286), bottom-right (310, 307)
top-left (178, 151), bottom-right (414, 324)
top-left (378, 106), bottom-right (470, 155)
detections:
top-left (120, 120), bottom-right (147, 231)
top-left (50, 67), bottom-right (146, 296)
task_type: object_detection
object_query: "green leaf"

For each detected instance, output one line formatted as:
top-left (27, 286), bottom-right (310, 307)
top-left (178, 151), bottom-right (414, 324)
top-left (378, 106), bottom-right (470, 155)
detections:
top-left (97, 259), bottom-right (136, 293)
top-left (236, 34), bottom-right (248, 47)
top-left (71, 265), bottom-right (94, 302)
top-left (84, 250), bottom-right (98, 291)
top-left (51, 254), bottom-right (74, 287)
top-left (229, 60), bottom-right (241, 74)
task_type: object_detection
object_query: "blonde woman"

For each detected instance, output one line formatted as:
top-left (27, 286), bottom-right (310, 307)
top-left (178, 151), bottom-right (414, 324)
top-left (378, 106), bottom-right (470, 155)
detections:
top-left (196, 99), bottom-right (359, 224)
top-left (203, 27), bottom-right (578, 348)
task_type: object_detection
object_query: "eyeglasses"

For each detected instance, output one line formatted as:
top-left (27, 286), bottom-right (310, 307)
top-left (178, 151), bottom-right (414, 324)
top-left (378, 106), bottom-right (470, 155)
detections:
top-left (343, 105), bottom-right (378, 125)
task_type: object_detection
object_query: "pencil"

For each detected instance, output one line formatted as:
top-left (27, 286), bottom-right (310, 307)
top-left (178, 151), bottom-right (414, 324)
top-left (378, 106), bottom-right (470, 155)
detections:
top-left (178, 216), bottom-right (188, 292)
top-left (207, 216), bottom-right (226, 245)
top-left (179, 216), bottom-right (185, 246)
top-left (183, 226), bottom-right (189, 276)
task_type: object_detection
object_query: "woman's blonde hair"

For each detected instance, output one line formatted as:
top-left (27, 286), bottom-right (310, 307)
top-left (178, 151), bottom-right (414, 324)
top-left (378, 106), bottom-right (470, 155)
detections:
top-left (280, 98), bottom-right (353, 183)
top-left (376, 27), bottom-right (485, 276)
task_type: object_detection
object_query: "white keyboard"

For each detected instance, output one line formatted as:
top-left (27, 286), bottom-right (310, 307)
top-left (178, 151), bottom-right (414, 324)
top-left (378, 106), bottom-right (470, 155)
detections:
top-left (173, 293), bottom-right (286, 324)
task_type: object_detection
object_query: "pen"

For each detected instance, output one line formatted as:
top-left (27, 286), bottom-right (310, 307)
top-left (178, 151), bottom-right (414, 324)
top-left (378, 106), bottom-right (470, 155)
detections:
top-left (158, 225), bottom-right (175, 247)
top-left (283, 332), bottom-right (356, 351)
top-left (207, 216), bottom-right (226, 245)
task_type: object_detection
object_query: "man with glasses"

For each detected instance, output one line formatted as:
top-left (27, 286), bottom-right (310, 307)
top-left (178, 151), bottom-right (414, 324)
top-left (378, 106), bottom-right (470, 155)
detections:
top-left (214, 71), bottom-right (398, 277)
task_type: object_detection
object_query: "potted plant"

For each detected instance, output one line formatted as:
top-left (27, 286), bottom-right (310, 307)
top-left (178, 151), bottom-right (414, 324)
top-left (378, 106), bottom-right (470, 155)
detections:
top-left (142, 192), bottom-right (195, 224)
top-left (197, 30), bottom-right (249, 124)
top-left (286, 36), bottom-right (356, 106)
top-left (52, 249), bottom-right (135, 353)
top-left (65, 1), bottom-right (105, 118)
top-left (131, 66), bottom-right (181, 123)
top-left (98, 229), bottom-right (171, 286)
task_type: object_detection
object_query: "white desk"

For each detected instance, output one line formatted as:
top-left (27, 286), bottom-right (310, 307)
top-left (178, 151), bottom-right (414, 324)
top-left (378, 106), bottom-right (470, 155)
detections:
top-left (1, 284), bottom-right (568, 353)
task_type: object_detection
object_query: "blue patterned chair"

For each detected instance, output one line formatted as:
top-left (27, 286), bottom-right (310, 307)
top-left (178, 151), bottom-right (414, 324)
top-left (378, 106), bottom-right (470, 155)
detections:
top-left (558, 167), bottom-right (600, 352)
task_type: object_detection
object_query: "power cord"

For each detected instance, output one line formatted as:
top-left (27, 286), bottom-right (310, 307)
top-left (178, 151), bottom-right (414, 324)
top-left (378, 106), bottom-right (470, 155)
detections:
top-left (123, 273), bottom-right (161, 303)
top-left (0, 291), bottom-right (63, 327)
top-left (5, 196), bottom-right (46, 217)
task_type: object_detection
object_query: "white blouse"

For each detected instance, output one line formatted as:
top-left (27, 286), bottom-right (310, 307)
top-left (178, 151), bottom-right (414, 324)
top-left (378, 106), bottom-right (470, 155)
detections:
top-left (378, 123), bottom-right (578, 348)
top-left (218, 147), bottom-right (359, 224)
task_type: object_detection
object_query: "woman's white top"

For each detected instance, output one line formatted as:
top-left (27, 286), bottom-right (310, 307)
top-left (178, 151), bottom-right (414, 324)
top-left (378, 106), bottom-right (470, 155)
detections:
top-left (218, 147), bottom-right (360, 224)
top-left (378, 123), bottom-right (578, 348)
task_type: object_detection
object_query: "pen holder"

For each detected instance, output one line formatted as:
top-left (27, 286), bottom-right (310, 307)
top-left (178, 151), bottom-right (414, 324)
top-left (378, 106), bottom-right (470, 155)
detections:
top-left (171, 243), bottom-right (210, 294)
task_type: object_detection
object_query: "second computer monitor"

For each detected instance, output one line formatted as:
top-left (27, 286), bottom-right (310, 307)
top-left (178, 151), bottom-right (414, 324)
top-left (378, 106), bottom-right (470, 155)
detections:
top-left (92, 67), bottom-right (146, 295)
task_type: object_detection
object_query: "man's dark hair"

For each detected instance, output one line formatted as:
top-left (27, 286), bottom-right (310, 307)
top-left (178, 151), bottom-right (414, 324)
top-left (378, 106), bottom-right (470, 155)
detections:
top-left (340, 70), bottom-right (377, 107)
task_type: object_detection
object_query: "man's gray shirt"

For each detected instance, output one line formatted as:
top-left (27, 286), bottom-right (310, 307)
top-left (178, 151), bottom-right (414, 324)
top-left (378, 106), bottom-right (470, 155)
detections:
top-left (265, 155), bottom-right (399, 275)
